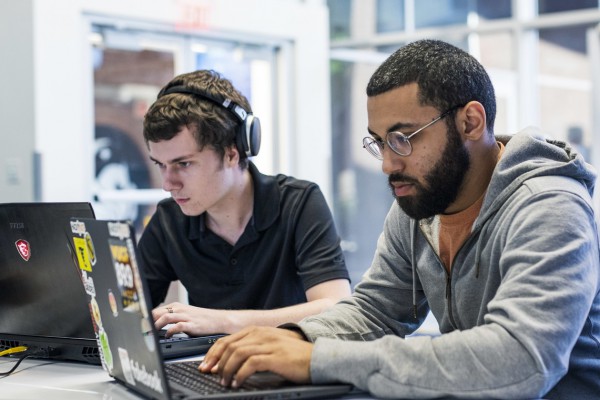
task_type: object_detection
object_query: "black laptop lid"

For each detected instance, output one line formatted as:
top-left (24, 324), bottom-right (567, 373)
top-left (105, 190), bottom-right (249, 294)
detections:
top-left (0, 202), bottom-right (99, 364)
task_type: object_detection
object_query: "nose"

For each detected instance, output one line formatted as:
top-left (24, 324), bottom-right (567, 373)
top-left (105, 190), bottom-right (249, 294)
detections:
top-left (161, 167), bottom-right (181, 192)
top-left (381, 146), bottom-right (405, 176)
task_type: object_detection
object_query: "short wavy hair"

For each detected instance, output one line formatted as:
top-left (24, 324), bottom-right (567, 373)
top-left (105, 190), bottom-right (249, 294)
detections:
top-left (143, 69), bottom-right (252, 169)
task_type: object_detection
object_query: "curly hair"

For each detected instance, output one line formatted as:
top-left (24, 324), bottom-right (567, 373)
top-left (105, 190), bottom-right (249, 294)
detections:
top-left (367, 39), bottom-right (496, 135)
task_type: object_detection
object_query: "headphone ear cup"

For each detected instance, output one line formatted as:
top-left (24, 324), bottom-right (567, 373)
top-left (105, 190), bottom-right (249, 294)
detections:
top-left (236, 115), bottom-right (261, 157)
top-left (247, 115), bottom-right (261, 157)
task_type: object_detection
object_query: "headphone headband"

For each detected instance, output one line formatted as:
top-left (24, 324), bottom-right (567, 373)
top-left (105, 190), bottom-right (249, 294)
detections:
top-left (161, 84), bottom-right (261, 158)
top-left (162, 85), bottom-right (249, 122)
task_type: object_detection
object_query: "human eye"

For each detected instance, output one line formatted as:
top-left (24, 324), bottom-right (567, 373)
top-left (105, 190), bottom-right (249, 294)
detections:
top-left (178, 161), bottom-right (191, 168)
top-left (152, 160), bottom-right (165, 170)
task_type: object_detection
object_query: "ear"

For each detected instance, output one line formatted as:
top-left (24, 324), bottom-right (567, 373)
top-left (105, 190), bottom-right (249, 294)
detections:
top-left (459, 101), bottom-right (486, 141)
top-left (224, 145), bottom-right (239, 166)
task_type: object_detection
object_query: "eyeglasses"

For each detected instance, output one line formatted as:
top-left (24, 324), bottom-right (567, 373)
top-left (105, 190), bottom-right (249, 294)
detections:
top-left (362, 105), bottom-right (462, 159)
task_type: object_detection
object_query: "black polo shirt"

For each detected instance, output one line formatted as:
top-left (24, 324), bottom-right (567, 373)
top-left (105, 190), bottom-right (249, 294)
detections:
top-left (138, 162), bottom-right (349, 309)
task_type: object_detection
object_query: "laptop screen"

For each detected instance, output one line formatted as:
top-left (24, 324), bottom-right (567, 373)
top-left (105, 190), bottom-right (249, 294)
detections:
top-left (0, 202), bottom-right (99, 364)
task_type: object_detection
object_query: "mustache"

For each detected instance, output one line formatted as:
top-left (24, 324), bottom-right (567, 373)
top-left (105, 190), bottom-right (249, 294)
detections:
top-left (388, 172), bottom-right (419, 186)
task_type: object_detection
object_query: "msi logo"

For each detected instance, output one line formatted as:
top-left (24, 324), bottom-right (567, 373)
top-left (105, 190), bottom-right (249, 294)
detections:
top-left (15, 239), bottom-right (31, 261)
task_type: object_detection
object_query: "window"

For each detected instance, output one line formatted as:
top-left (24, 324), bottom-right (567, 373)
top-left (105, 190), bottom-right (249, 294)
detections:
top-left (538, 25), bottom-right (593, 160)
top-left (538, 0), bottom-right (599, 14)
top-left (327, 0), bottom-right (600, 290)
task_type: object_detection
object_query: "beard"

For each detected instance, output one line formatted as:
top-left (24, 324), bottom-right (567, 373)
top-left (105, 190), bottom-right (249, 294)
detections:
top-left (389, 122), bottom-right (470, 220)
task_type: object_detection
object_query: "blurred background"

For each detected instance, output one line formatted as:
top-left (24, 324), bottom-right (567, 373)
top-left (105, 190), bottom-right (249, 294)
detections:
top-left (1, 0), bottom-right (599, 291)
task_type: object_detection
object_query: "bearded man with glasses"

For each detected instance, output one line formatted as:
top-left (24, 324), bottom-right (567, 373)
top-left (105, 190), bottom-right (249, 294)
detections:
top-left (200, 39), bottom-right (600, 400)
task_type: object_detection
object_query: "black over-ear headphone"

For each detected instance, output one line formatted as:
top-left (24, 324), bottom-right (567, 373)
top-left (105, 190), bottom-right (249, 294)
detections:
top-left (162, 85), bottom-right (261, 157)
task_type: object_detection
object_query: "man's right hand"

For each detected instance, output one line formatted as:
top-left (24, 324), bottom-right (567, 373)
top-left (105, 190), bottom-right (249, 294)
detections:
top-left (152, 302), bottom-right (227, 337)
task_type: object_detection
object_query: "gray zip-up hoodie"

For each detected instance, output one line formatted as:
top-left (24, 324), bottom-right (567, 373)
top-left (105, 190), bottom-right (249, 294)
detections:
top-left (298, 128), bottom-right (600, 399)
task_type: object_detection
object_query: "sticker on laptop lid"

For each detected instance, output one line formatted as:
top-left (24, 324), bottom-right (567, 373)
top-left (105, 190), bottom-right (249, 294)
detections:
top-left (81, 271), bottom-right (96, 297)
top-left (118, 347), bottom-right (164, 394)
top-left (108, 289), bottom-right (118, 317)
top-left (88, 303), bottom-right (99, 333)
top-left (108, 221), bottom-right (131, 239)
top-left (128, 239), bottom-right (150, 320)
top-left (90, 296), bottom-right (103, 329)
top-left (73, 233), bottom-right (96, 272)
top-left (70, 220), bottom-right (87, 235)
top-left (15, 239), bottom-right (31, 261)
top-left (119, 347), bottom-right (136, 386)
top-left (98, 328), bottom-right (113, 373)
top-left (109, 238), bottom-right (140, 313)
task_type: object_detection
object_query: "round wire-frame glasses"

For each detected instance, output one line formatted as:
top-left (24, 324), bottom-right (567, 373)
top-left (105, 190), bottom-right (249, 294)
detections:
top-left (362, 105), bottom-right (463, 160)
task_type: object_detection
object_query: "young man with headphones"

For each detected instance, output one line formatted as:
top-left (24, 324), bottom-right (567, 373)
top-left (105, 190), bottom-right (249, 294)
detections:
top-left (139, 69), bottom-right (351, 338)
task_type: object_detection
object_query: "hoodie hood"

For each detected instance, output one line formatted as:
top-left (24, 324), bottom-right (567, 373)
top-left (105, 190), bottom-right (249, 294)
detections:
top-left (478, 127), bottom-right (596, 227)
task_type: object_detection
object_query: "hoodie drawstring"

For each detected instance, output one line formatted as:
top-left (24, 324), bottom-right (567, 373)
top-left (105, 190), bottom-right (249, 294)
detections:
top-left (410, 219), bottom-right (418, 319)
top-left (474, 227), bottom-right (483, 278)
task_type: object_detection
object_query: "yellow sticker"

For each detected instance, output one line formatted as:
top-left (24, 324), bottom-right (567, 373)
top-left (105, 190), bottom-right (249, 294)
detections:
top-left (90, 296), bottom-right (102, 328)
top-left (73, 237), bottom-right (92, 272)
top-left (84, 232), bottom-right (97, 266)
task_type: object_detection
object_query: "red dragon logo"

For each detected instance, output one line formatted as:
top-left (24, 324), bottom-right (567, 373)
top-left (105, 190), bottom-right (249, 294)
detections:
top-left (15, 239), bottom-right (31, 261)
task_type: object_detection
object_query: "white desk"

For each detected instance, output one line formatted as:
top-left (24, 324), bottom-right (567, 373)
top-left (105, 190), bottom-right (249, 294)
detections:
top-left (0, 357), bottom-right (373, 400)
top-left (0, 358), bottom-right (139, 400)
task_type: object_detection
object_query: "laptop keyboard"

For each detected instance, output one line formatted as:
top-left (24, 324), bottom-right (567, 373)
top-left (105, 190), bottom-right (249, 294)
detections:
top-left (165, 361), bottom-right (283, 395)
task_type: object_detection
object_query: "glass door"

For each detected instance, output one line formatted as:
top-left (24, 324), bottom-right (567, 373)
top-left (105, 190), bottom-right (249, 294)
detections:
top-left (91, 27), bottom-right (181, 232)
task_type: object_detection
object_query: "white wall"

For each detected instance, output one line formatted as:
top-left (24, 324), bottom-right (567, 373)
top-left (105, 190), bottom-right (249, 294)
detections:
top-left (0, 0), bottom-right (333, 204)
top-left (0, 0), bottom-right (36, 202)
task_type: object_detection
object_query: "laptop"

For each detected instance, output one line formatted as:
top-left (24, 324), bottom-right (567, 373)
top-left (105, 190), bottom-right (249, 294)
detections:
top-left (69, 217), bottom-right (357, 399)
top-left (64, 219), bottom-right (223, 361)
top-left (0, 202), bottom-right (100, 364)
